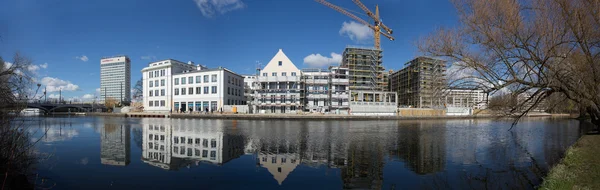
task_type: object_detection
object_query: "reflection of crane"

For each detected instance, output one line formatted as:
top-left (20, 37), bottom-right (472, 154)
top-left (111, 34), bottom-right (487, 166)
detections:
top-left (316, 0), bottom-right (394, 49)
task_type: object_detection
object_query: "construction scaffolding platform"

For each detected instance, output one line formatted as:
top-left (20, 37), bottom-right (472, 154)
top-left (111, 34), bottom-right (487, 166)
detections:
top-left (342, 46), bottom-right (388, 92)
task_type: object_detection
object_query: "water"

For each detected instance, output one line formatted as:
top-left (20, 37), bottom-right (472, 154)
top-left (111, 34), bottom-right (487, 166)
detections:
top-left (27, 116), bottom-right (584, 189)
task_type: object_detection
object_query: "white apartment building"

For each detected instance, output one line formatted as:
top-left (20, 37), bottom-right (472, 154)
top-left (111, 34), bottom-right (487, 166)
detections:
top-left (302, 68), bottom-right (330, 112)
top-left (141, 59), bottom-right (196, 113)
top-left (444, 88), bottom-right (488, 109)
top-left (100, 56), bottom-right (131, 103)
top-left (330, 66), bottom-right (350, 114)
top-left (243, 75), bottom-right (258, 110)
top-left (254, 49), bottom-right (303, 114)
top-left (172, 67), bottom-right (245, 113)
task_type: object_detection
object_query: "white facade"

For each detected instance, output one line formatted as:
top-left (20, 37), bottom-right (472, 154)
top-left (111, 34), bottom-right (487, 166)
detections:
top-left (141, 59), bottom-right (196, 113)
top-left (444, 88), bottom-right (488, 109)
top-left (100, 56), bottom-right (131, 103)
top-left (330, 66), bottom-right (350, 113)
top-left (302, 68), bottom-right (330, 112)
top-left (254, 49), bottom-right (303, 114)
top-left (172, 68), bottom-right (244, 113)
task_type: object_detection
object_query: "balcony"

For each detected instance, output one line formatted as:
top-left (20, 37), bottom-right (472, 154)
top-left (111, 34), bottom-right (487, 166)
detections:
top-left (258, 76), bottom-right (300, 82)
top-left (331, 78), bottom-right (349, 84)
top-left (305, 79), bottom-right (328, 84)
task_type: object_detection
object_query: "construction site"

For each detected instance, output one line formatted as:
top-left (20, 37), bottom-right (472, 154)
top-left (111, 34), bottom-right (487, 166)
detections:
top-left (341, 47), bottom-right (388, 92)
top-left (389, 57), bottom-right (447, 108)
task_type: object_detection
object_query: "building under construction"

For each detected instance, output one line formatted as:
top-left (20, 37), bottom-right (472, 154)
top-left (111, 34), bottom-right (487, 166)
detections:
top-left (342, 47), bottom-right (388, 92)
top-left (389, 57), bottom-right (446, 108)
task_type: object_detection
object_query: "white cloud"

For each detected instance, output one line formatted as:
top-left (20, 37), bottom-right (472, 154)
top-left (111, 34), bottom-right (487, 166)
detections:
top-left (40, 77), bottom-right (80, 92)
top-left (193, 0), bottom-right (246, 18)
top-left (3, 62), bottom-right (13, 69)
top-left (141, 55), bottom-right (157, 60)
top-left (48, 94), bottom-right (60, 99)
top-left (339, 21), bottom-right (373, 43)
top-left (303, 52), bottom-right (342, 68)
top-left (27, 65), bottom-right (40, 72)
top-left (75, 55), bottom-right (89, 62)
top-left (96, 88), bottom-right (101, 94)
top-left (40, 63), bottom-right (48, 69)
top-left (82, 94), bottom-right (95, 99)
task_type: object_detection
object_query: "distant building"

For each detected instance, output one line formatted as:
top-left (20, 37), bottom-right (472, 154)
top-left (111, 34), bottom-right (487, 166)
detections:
top-left (389, 57), bottom-right (447, 108)
top-left (141, 59), bottom-right (196, 113)
top-left (341, 47), bottom-right (387, 91)
top-left (141, 59), bottom-right (244, 113)
top-left (171, 67), bottom-right (244, 113)
top-left (100, 56), bottom-right (131, 103)
top-left (243, 75), bottom-right (258, 112)
top-left (254, 49), bottom-right (303, 114)
top-left (443, 88), bottom-right (488, 109)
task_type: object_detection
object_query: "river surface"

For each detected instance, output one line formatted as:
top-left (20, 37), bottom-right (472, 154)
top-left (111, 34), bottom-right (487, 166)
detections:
top-left (26, 116), bottom-right (584, 189)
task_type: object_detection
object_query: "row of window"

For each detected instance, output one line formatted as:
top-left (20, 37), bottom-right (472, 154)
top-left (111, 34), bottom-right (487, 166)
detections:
top-left (148, 89), bottom-right (166, 97)
top-left (173, 147), bottom-right (216, 159)
top-left (227, 87), bottom-right (242, 97)
top-left (174, 86), bottom-right (216, 95)
top-left (148, 100), bottom-right (166, 107)
top-left (261, 156), bottom-right (297, 164)
top-left (227, 76), bottom-right (243, 87)
top-left (262, 72), bottom-right (297, 77)
top-left (175, 75), bottom-right (216, 85)
top-left (149, 79), bottom-right (166, 88)
top-left (149, 69), bottom-right (166, 78)
top-left (173, 136), bottom-right (217, 148)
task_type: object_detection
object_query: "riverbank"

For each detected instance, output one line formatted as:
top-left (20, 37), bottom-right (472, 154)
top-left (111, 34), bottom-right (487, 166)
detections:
top-left (82, 112), bottom-right (572, 120)
top-left (540, 134), bottom-right (600, 189)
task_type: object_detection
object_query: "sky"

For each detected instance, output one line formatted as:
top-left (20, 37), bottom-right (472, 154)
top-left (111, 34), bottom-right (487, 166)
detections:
top-left (0, 0), bottom-right (458, 101)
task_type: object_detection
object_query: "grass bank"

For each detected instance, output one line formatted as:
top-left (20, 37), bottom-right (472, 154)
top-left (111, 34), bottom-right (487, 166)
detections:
top-left (540, 134), bottom-right (600, 190)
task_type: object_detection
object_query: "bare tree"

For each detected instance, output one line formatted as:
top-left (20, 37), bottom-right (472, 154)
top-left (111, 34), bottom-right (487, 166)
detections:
top-left (419, 0), bottom-right (600, 128)
top-left (132, 78), bottom-right (143, 102)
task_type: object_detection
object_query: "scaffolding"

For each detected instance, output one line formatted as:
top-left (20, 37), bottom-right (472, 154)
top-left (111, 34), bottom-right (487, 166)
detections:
top-left (342, 46), bottom-right (387, 92)
top-left (390, 57), bottom-right (446, 108)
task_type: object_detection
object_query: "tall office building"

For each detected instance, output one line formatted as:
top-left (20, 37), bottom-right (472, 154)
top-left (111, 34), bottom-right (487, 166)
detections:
top-left (100, 56), bottom-right (131, 103)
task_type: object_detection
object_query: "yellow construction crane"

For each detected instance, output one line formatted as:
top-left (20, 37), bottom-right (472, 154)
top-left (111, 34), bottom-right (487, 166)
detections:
top-left (316, 0), bottom-right (394, 50)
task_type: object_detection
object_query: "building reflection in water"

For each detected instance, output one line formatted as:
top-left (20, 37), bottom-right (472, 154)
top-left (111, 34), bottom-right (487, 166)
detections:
top-left (100, 124), bottom-right (131, 166)
top-left (141, 119), bottom-right (245, 170)
top-left (388, 120), bottom-right (447, 175)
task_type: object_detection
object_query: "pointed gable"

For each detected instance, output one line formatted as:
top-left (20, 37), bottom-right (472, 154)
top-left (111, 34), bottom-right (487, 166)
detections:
top-left (261, 49), bottom-right (300, 76)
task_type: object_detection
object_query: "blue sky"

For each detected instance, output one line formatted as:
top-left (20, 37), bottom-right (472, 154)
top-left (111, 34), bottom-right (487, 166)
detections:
top-left (0, 0), bottom-right (458, 100)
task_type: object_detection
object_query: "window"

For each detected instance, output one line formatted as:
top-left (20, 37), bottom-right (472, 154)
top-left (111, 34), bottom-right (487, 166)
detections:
top-left (227, 87), bottom-right (230, 95)
top-left (204, 87), bottom-right (209, 94)
top-left (272, 72), bottom-right (277, 76)
top-left (187, 138), bottom-right (193, 145)
top-left (175, 88), bottom-right (179, 95)
top-left (282, 72), bottom-right (287, 76)
top-left (196, 87), bottom-right (201, 94)
top-left (204, 75), bottom-right (209, 83)
top-left (188, 76), bottom-right (193, 84)
top-left (181, 88), bottom-right (186, 95)
top-left (211, 74), bottom-right (217, 82)
top-left (278, 61), bottom-right (282, 66)
top-left (149, 101), bottom-right (153, 106)
top-left (262, 73), bottom-right (267, 77)
top-left (149, 90), bottom-right (153, 97)
top-left (161, 79), bottom-right (165, 86)
top-left (202, 139), bottom-right (208, 147)
top-left (211, 86), bottom-right (217, 94)
top-left (160, 100), bottom-right (165, 107)
top-left (149, 81), bottom-right (153, 87)
top-left (195, 138), bottom-right (201, 144)
top-left (149, 71), bottom-right (153, 78)
top-left (188, 87), bottom-right (193, 95)
top-left (154, 90), bottom-right (158, 97)
top-left (211, 139), bottom-right (216, 148)
top-left (155, 101), bottom-right (159, 107)
top-left (202, 150), bottom-right (208, 158)
top-left (181, 77), bottom-right (186, 85)
top-left (210, 151), bottom-right (216, 159)
top-left (161, 89), bottom-right (165, 96)
top-left (195, 149), bottom-right (200, 156)
top-left (175, 78), bottom-right (179, 85)
top-left (155, 71), bottom-right (159, 77)
top-left (155, 80), bottom-right (158, 87)
top-left (174, 137), bottom-right (179, 144)
top-left (161, 69), bottom-right (165, 76)
top-left (196, 76), bottom-right (201, 83)
top-left (291, 72), bottom-right (296, 76)
top-left (228, 76), bottom-right (231, 84)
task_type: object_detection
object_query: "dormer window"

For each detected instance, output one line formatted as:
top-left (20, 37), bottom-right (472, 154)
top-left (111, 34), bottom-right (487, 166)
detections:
top-left (278, 61), bottom-right (282, 66)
